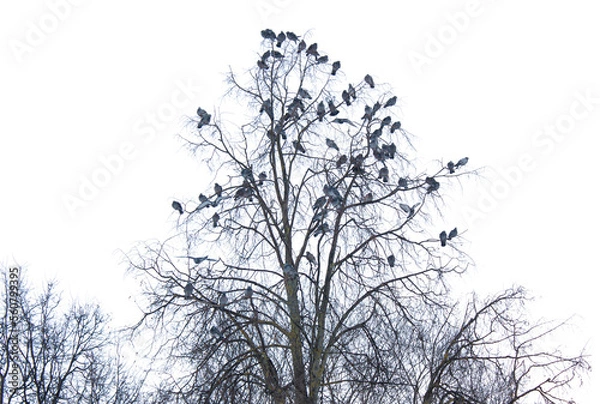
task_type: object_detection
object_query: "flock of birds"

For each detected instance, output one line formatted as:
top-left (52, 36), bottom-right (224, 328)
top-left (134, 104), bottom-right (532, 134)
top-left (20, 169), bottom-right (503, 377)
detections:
top-left (174, 29), bottom-right (471, 339)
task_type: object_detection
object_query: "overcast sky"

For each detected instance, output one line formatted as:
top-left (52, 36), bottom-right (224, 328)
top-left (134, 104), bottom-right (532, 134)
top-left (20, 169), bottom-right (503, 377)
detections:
top-left (1, 1), bottom-right (598, 401)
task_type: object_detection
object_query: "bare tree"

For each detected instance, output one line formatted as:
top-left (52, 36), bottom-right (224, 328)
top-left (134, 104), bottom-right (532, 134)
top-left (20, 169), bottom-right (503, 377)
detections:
top-left (0, 267), bottom-right (147, 404)
top-left (128, 30), bottom-right (589, 404)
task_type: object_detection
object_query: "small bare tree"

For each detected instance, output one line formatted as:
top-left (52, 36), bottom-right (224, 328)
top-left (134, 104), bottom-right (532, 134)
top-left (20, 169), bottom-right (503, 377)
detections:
top-left (0, 267), bottom-right (147, 404)
top-left (128, 29), bottom-right (589, 404)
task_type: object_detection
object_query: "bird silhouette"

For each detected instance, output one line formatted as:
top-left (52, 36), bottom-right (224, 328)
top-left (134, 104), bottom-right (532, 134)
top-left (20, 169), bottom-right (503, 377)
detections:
top-left (172, 201), bottom-right (184, 215)
top-left (398, 177), bottom-right (408, 189)
top-left (313, 196), bottom-right (327, 211)
top-left (313, 222), bottom-right (329, 237)
top-left (384, 96), bottom-right (397, 108)
top-left (448, 227), bottom-right (458, 240)
top-left (196, 108), bottom-right (211, 128)
top-left (378, 167), bottom-right (389, 182)
top-left (257, 60), bottom-right (269, 70)
top-left (390, 121), bottom-right (401, 133)
top-left (387, 254), bottom-right (395, 267)
top-left (244, 286), bottom-right (253, 299)
top-left (298, 88), bottom-right (312, 99)
top-left (317, 101), bottom-right (326, 121)
top-left (439, 231), bottom-right (448, 247)
top-left (306, 43), bottom-right (319, 57)
top-left (271, 50), bottom-right (283, 59)
top-left (214, 183), bottom-right (222, 197)
top-left (335, 154), bottom-right (348, 168)
top-left (184, 282), bottom-right (193, 299)
top-left (258, 172), bottom-right (267, 186)
top-left (197, 194), bottom-right (212, 210)
top-left (286, 31), bottom-right (299, 42)
top-left (326, 138), bottom-right (340, 151)
top-left (447, 161), bottom-right (455, 174)
top-left (332, 118), bottom-right (355, 126)
top-left (362, 105), bottom-right (373, 121)
top-left (425, 177), bottom-right (440, 193)
top-left (260, 100), bottom-right (274, 120)
top-left (317, 55), bottom-right (329, 64)
top-left (241, 167), bottom-right (253, 181)
top-left (297, 39), bottom-right (307, 53)
top-left (362, 192), bottom-right (373, 203)
top-left (380, 116), bottom-right (392, 127)
top-left (399, 203), bottom-right (412, 215)
top-left (328, 100), bottom-right (339, 116)
top-left (184, 256), bottom-right (215, 265)
top-left (261, 29), bottom-right (276, 40)
top-left (293, 140), bottom-right (306, 154)
top-left (348, 84), bottom-right (357, 99)
top-left (456, 157), bottom-right (469, 168)
top-left (364, 74), bottom-right (375, 88)
top-left (331, 61), bottom-right (341, 75)
top-left (276, 31), bottom-right (286, 47)
top-left (212, 212), bottom-right (220, 228)
top-left (341, 90), bottom-right (351, 106)
top-left (305, 252), bottom-right (317, 266)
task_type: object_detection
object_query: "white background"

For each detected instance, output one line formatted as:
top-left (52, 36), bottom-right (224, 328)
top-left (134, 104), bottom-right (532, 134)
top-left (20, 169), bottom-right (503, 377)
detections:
top-left (1, 0), bottom-right (597, 401)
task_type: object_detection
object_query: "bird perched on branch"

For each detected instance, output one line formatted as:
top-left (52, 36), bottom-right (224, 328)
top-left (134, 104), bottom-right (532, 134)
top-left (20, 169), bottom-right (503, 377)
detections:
top-left (387, 254), bottom-right (395, 267)
top-left (214, 183), bottom-right (222, 197)
top-left (306, 43), bottom-right (319, 57)
top-left (261, 29), bottom-right (276, 40)
top-left (439, 231), bottom-right (448, 247)
top-left (297, 39), bottom-right (307, 53)
top-left (455, 157), bottom-right (469, 168)
top-left (326, 138), bottom-right (340, 151)
top-left (212, 212), bottom-right (220, 228)
top-left (210, 326), bottom-right (224, 340)
top-left (276, 31), bottom-right (286, 47)
top-left (336, 154), bottom-right (348, 168)
top-left (328, 100), bottom-right (339, 116)
top-left (317, 101), bottom-right (326, 121)
top-left (364, 74), bottom-right (375, 88)
top-left (293, 140), bottom-right (306, 154)
top-left (331, 61), bottom-right (341, 75)
top-left (390, 121), bottom-right (401, 133)
top-left (305, 252), bottom-right (317, 266)
top-left (286, 31), bottom-right (299, 42)
top-left (184, 282), bottom-right (193, 299)
top-left (384, 96), bottom-right (397, 108)
top-left (448, 227), bottom-right (458, 240)
top-left (244, 286), bottom-right (253, 299)
top-left (172, 201), bottom-right (184, 215)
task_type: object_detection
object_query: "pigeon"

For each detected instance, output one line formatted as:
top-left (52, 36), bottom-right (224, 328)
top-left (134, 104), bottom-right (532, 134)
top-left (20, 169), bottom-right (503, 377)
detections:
top-left (286, 31), bottom-right (299, 42)
top-left (276, 31), bottom-right (286, 47)
top-left (210, 326), bottom-right (224, 340)
top-left (348, 84), bottom-right (357, 100)
top-left (384, 96), bottom-right (397, 108)
top-left (298, 88), bottom-right (312, 99)
top-left (184, 256), bottom-right (215, 265)
top-left (455, 157), bottom-right (469, 168)
top-left (361, 105), bottom-right (373, 121)
top-left (212, 212), bottom-right (220, 228)
top-left (184, 282), bottom-right (193, 299)
top-left (261, 29), bottom-right (276, 40)
top-left (425, 177), bottom-right (440, 193)
top-left (341, 90), bottom-right (351, 106)
top-left (448, 227), bottom-right (458, 240)
top-left (311, 210), bottom-right (327, 225)
top-left (306, 43), bottom-right (319, 57)
top-left (241, 167), bottom-right (253, 181)
top-left (390, 121), bottom-right (401, 133)
top-left (271, 50), bottom-right (283, 59)
top-left (297, 39), bottom-right (307, 53)
top-left (257, 60), bottom-right (269, 70)
top-left (313, 222), bottom-right (330, 237)
top-left (387, 254), bottom-right (395, 267)
top-left (260, 100), bottom-right (274, 120)
top-left (378, 167), bottom-right (389, 182)
top-left (398, 177), bottom-right (408, 189)
top-left (331, 61), bottom-right (341, 75)
top-left (214, 183), bottom-right (222, 197)
top-left (447, 161), bottom-right (455, 174)
top-left (380, 116), bottom-right (392, 127)
top-left (197, 194), bottom-right (212, 210)
top-left (326, 138), bottom-right (339, 151)
top-left (196, 108), bottom-right (211, 128)
top-left (313, 196), bottom-right (327, 211)
top-left (382, 143), bottom-right (396, 159)
top-left (335, 154), bottom-right (348, 168)
top-left (293, 140), bottom-right (306, 154)
top-left (258, 172), bottom-right (267, 186)
top-left (172, 201), bottom-right (184, 215)
top-left (372, 101), bottom-right (381, 115)
top-left (364, 74), bottom-right (375, 88)
top-left (399, 203), bottom-right (412, 214)
top-left (328, 100), bottom-right (339, 116)
top-left (305, 252), bottom-right (317, 266)
top-left (261, 50), bottom-right (271, 61)
top-left (317, 101), bottom-right (326, 121)
top-left (439, 231), bottom-right (448, 247)
top-left (244, 286), bottom-right (253, 299)
top-left (219, 293), bottom-right (228, 308)
top-left (317, 55), bottom-right (329, 64)
top-left (333, 118), bottom-right (355, 126)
